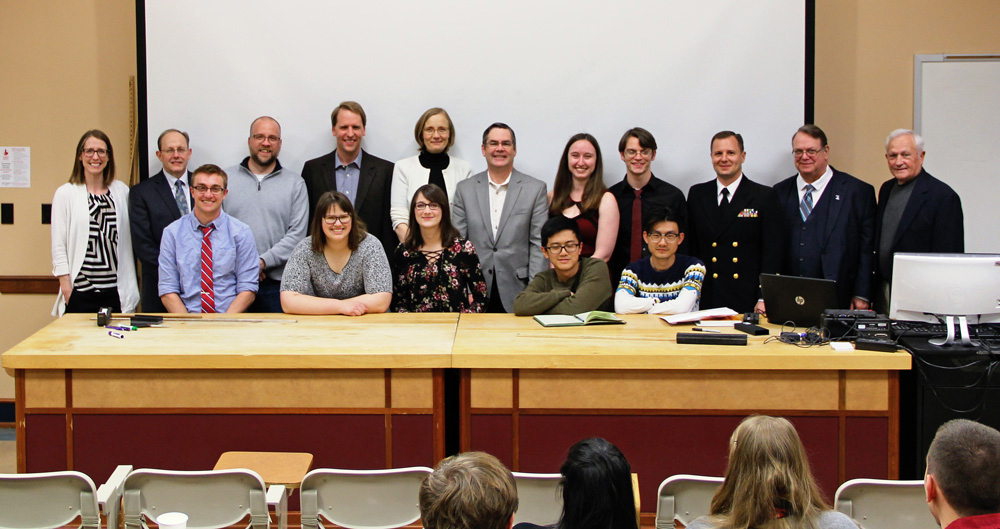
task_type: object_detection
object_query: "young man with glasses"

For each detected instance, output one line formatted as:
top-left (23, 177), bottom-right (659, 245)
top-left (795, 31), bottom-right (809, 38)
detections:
top-left (686, 131), bottom-right (783, 314)
top-left (513, 216), bottom-right (613, 316)
top-left (615, 208), bottom-right (706, 314)
top-left (129, 129), bottom-right (194, 312)
top-left (159, 164), bottom-right (259, 313)
top-left (224, 116), bottom-right (308, 312)
top-left (607, 127), bottom-right (686, 283)
top-left (772, 124), bottom-right (876, 310)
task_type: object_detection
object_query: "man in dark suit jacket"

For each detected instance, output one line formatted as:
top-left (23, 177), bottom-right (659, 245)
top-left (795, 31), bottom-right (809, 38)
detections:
top-left (773, 125), bottom-right (877, 309)
top-left (301, 101), bottom-right (395, 256)
top-left (875, 129), bottom-right (964, 310)
top-left (129, 129), bottom-right (193, 312)
top-left (687, 131), bottom-right (783, 314)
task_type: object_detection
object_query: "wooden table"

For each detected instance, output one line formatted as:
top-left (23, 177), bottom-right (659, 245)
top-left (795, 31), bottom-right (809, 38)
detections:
top-left (214, 451), bottom-right (314, 489)
top-left (4, 312), bottom-right (911, 514)
top-left (2, 313), bottom-right (454, 480)
top-left (451, 314), bottom-right (911, 509)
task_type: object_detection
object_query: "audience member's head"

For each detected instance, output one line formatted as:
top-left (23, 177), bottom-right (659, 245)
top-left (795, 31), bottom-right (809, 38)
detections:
top-left (420, 452), bottom-right (518, 529)
top-left (709, 415), bottom-right (828, 528)
top-left (557, 438), bottom-right (637, 529)
top-left (925, 419), bottom-right (1000, 527)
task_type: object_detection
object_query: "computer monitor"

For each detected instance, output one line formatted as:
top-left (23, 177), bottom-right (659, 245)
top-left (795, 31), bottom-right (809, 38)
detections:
top-left (890, 253), bottom-right (1000, 346)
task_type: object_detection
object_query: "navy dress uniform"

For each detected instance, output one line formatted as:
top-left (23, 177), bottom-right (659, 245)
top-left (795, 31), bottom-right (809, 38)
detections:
top-left (686, 176), bottom-right (784, 313)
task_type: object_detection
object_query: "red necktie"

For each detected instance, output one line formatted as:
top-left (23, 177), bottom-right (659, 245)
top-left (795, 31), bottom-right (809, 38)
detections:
top-left (200, 225), bottom-right (216, 313)
top-left (630, 188), bottom-right (643, 262)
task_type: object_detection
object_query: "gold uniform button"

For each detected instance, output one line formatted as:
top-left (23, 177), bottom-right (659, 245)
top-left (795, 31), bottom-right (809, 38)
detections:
top-left (732, 257), bottom-right (738, 263)
top-left (732, 242), bottom-right (739, 247)
top-left (712, 242), bottom-right (717, 248)
top-left (713, 273), bottom-right (719, 279)
top-left (733, 273), bottom-right (739, 279)
top-left (712, 257), bottom-right (717, 263)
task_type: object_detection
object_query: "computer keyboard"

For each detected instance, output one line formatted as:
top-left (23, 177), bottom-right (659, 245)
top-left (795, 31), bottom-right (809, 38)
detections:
top-left (891, 321), bottom-right (1000, 339)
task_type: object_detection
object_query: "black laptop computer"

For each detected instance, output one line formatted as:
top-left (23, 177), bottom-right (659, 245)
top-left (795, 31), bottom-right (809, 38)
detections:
top-left (759, 273), bottom-right (839, 328)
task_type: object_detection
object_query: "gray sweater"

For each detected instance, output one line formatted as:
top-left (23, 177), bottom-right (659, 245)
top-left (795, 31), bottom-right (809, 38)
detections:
top-left (223, 158), bottom-right (308, 280)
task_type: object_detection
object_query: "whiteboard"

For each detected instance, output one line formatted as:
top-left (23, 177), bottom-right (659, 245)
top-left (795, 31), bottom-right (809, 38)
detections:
top-left (141, 0), bottom-right (806, 193)
top-left (915, 54), bottom-right (1000, 253)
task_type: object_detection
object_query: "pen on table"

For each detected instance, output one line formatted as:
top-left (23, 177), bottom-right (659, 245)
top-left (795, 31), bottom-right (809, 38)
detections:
top-left (692, 327), bottom-right (723, 333)
top-left (108, 331), bottom-right (125, 339)
top-left (106, 325), bottom-right (136, 331)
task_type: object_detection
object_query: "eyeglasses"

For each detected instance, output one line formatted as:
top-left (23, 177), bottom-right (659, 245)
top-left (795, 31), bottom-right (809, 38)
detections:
top-left (82, 148), bottom-right (108, 158)
top-left (323, 214), bottom-right (352, 225)
top-left (193, 185), bottom-right (225, 195)
top-left (624, 148), bottom-right (653, 159)
top-left (486, 140), bottom-right (514, 148)
top-left (161, 148), bottom-right (189, 155)
top-left (423, 127), bottom-right (449, 137)
top-left (793, 148), bottom-right (824, 158)
top-left (545, 242), bottom-right (581, 254)
top-left (251, 134), bottom-right (281, 143)
top-left (415, 202), bottom-right (441, 211)
top-left (646, 231), bottom-right (680, 243)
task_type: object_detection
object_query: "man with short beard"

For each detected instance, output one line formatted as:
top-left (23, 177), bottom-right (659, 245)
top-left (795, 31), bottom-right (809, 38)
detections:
top-left (224, 116), bottom-right (308, 312)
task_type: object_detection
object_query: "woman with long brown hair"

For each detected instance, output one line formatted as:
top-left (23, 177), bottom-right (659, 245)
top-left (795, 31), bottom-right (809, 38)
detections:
top-left (686, 416), bottom-right (856, 529)
top-left (548, 133), bottom-right (619, 262)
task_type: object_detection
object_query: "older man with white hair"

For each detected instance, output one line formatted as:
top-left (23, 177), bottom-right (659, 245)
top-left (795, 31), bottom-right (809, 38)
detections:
top-left (874, 129), bottom-right (964, 311)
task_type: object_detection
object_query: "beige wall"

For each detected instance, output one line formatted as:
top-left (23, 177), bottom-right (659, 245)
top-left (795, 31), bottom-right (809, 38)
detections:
top-left (0, 0), bottom-right (136, 397)
top-left (1, 0), bottom-right (998, 399)
top-left (815, 0), bottom-right (1000, 187)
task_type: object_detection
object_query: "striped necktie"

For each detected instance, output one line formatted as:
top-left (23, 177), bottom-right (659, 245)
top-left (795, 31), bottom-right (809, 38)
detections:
top-left (200, 225), bottom-right (215, 313)
top-left (800, 184), bottom-right (815, 221)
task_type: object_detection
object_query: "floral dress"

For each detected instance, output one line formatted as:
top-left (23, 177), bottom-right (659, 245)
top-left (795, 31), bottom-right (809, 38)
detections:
top-left (391, 238), bottom-right (488, 313)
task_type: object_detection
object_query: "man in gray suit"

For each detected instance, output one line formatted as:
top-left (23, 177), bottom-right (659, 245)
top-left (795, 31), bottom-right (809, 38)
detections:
top-left (453, 123), bottom-right (548, 313)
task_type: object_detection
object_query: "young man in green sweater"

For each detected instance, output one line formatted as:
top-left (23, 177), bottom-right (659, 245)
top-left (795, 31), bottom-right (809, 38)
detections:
top-left (513, 216), bottom-right (613, 316)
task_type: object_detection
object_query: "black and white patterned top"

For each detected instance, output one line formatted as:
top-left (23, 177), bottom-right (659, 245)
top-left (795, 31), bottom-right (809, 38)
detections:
top-left (74, 192), bottom-right (118, 291)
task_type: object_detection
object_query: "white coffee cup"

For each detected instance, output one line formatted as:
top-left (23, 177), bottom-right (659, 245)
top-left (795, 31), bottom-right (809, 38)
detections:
top-left (156, 512), bottom-right (188, 529)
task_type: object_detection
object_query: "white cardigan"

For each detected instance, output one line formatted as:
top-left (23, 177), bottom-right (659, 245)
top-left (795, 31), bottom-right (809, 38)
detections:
top-left (390, 154), bottom-right (472, 230)
top-left (50, 180), bottom-right (139, 316)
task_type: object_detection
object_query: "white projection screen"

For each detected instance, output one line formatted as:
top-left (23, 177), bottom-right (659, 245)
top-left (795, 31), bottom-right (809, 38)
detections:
top-left (141, 1), bottom-right (808, 192)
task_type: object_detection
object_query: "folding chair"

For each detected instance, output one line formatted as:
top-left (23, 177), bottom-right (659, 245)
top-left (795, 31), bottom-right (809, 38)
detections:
top-left (512, 472), bottom-right (563, 526)
top-left (834, 478), bottom-right (937, 529)
top-left (121, 468), bottom-right (285, 529)
top-left (0, 470), bottom-right (102, 529)
top-left (299, 467), bottom-right (433, 529)
top-left (654, 474), bottom-right (723, 529)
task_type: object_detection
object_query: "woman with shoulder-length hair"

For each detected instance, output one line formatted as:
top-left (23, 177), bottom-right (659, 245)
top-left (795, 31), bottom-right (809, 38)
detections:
top-left (686, 415), bottom-right (857, 529)
top-left (515, 437), bottom-right (637, 529)
top-left (549, 133), bottom-right (619, 262)
top-left (280, 191), bottom-right (392, 315)
top-left (50, 130), bottom-right (139, 315)
top-left (390, 107), bottom-right (472, 243)
top-left (392, 184), bottom-right (487, 313)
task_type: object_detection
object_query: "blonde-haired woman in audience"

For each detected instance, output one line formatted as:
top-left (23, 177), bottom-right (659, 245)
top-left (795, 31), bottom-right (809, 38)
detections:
top-left (686, 415), bottom-right (857, 529)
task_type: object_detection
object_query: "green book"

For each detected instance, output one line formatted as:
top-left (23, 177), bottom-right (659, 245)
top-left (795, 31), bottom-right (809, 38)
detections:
top-left (533, 311), bottom-right (625, 327)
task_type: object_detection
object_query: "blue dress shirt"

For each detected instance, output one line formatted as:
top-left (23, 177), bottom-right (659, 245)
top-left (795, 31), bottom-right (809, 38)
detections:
top-left (158, 210), bottom-right (259, 313)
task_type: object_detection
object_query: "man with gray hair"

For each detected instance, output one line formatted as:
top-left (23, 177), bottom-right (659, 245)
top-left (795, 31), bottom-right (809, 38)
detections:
top-left (925, 419), bottom-right (1000, 529)
top-left (874, 129), bottom-right (964, 310)
top-left (419, 451), bottom-right (518, 529)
